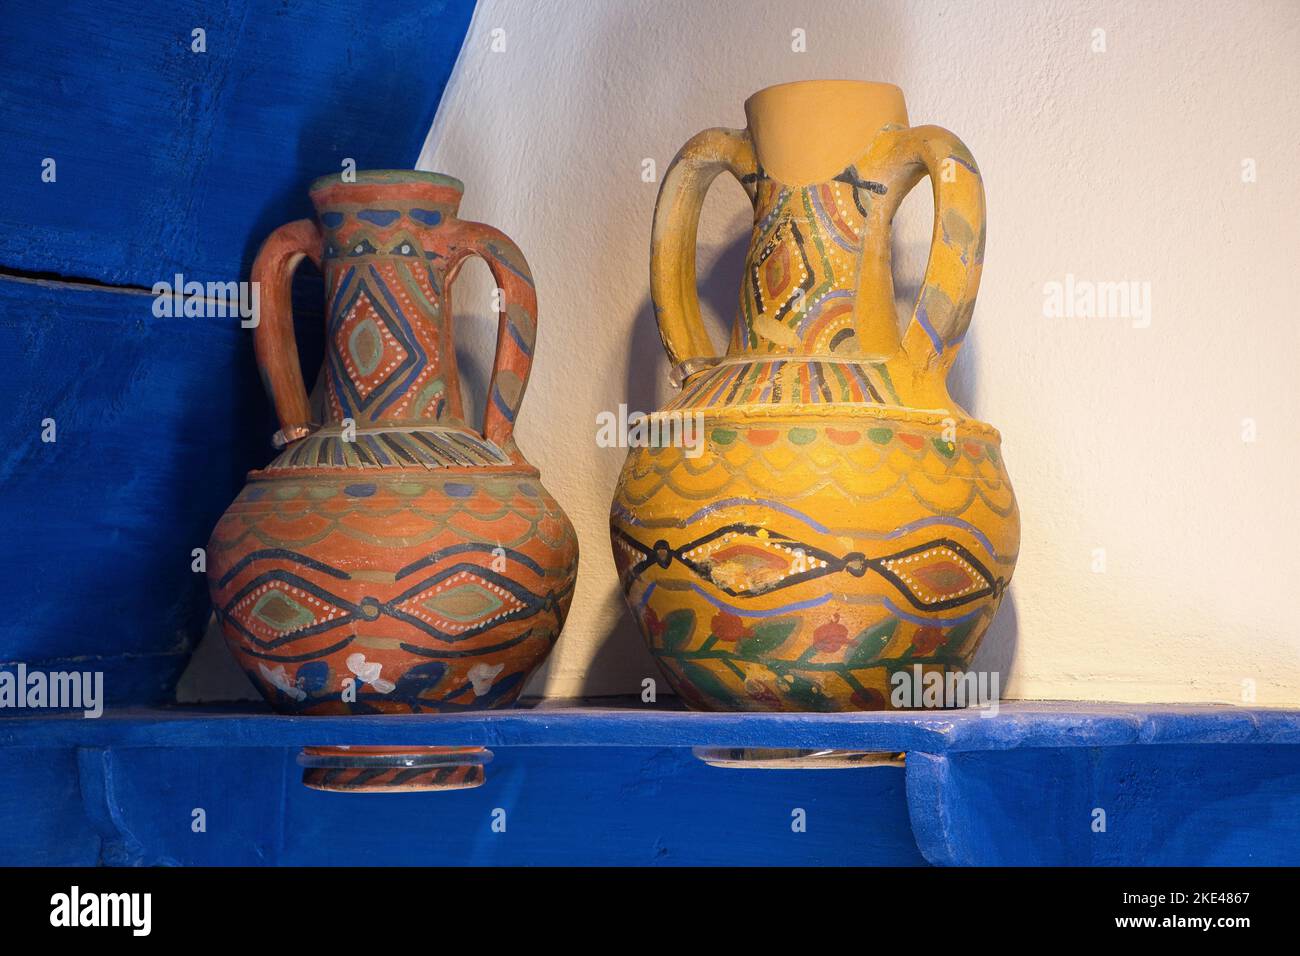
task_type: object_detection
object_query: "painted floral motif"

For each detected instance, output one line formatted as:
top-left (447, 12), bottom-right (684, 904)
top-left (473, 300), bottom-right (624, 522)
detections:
top-left (259, 662), bottom-right (307, 702)
top-left (346, 653), bottom-right (395, 694)
top-left (468, 662), bottom-right (505, 697)
top-left (812, 615), bottom-right (850, 653)
top-left (910, 627), bottom-right (948, 657)
top-left (711, 611), bottom-right (751, 643)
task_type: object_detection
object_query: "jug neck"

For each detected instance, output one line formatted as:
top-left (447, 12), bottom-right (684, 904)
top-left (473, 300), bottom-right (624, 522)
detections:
top-left (309, 172), bottom-right (469, 430)
top-left (730, 166), bottom-right (899, 361)
top-left (729, 81), bottom-right (911, 361)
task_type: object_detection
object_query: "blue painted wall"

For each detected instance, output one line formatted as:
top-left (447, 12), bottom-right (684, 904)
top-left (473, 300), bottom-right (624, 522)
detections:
top-left (0, 0), bottom-right (476, 702)
top-left (0, 278), bottom-right (267, 701)
top-left (0, 0), bottom-right (476, 286)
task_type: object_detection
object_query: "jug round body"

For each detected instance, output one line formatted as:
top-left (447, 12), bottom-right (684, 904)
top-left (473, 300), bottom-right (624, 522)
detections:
top-left (612, 386), bottom-right (1017, 712)
top-left (212, 461), bottom-right (578, 716)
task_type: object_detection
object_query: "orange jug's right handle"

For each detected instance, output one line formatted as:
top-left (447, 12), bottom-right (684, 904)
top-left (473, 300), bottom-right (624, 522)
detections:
top-left (442, 219), bottom-right (537, 463)
top-left (650, 127), bottom-right (758, 385)
top-left (864, 125), bottom-right (986, 378)
top-left (250, 218), bottom-right (323, 448)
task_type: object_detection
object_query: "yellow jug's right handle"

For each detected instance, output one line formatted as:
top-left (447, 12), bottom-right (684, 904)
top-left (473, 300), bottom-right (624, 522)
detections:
top-left (650, 127), bottom-right (758, 384)
top-left (865, 125), bottom-right (986, 379)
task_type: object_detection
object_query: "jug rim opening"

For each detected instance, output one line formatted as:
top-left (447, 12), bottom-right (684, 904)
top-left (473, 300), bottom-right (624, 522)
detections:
top-left (309, 169), bottom-right (465, 194)
top-left (743, 78), bottom-right (905, 109)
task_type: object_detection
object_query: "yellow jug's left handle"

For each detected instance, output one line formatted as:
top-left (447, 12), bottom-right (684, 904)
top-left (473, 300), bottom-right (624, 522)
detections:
top-left (865, 126), bottom-right (986, 378)
top-left (650, 127), bottom-right (758, 385)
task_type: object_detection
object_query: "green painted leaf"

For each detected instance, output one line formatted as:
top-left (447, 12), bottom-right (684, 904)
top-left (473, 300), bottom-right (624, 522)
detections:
top-left (660, 608), bottom-right (696, 651)
top-left (941, 618), bottom-right (979, 655)
top-left (681, 662), bottom-right (737, 707)
top-left (741, 617), bottom-right (798, 656)
top-left (784, 675), bottom-right (835, 712)
top-left (847, 619), bottom-right (899, 667)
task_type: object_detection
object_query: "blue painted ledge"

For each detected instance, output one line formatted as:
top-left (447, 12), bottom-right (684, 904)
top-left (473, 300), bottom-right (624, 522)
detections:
top-left (2, 701), bottom-right (1298, 865)
top-left (2, 700), bottom-right (1298, 751)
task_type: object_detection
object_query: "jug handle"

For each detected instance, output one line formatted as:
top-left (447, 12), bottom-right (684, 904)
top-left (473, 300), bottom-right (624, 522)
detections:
top-left (444, 220), bottom-right (537, 462)
top-left (650, 127), bottom-right (758, 384)
top-left (866, 125), bottom-right (986, 377)
top-left (250, 219), bottom-right (323, 448)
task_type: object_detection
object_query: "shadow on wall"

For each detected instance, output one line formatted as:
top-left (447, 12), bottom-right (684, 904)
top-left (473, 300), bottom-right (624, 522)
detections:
top-left (971, 593), bottom-right (1018, 698)
top-left (574, 227), bottom-right (755, 699)
top-left (891, 190), bottom-right (1020, 692)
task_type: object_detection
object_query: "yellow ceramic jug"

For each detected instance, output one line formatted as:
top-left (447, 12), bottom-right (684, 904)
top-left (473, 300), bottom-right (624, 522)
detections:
top-left (610, 81), bottom-right (1019, 712)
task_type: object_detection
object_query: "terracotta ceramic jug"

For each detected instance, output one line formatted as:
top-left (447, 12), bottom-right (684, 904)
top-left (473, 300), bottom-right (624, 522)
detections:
top-left (208, 171), bottom-right (578, 790)
top-left (611, 81), bottom-right (1018, 712)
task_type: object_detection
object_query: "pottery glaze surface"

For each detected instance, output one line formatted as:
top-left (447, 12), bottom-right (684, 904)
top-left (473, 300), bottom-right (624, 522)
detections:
top-left (611, 82), bottom-right (1019, 712)
top-left (208, 172), bottom-right (578, 788)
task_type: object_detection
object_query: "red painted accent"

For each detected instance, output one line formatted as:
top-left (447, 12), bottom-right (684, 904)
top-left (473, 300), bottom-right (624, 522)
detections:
top-left (711, 611), bottom-right (751, 642)
top-left (911, 627), bottom-right (948, 655)
top-left (812, 614), bottom-right (850, 652)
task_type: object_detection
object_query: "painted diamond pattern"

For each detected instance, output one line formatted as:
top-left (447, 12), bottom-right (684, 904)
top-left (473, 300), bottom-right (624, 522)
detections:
top-left (613, 525), bottom-right (998, 611)
top-left (323, 271), bottom-right (426, 422)
top-left (333, 289), bottom-right (408, 400)
top-left (251, 590), bottom-right (314, 631)
top-left (749, 219), bottom-right (815, 325)
top-left (611, 532), bottom-right (650, 578)
top-left (229, 580), bottom-right (351, 644)
top-left (215, 549), bottom-right (559, 659)
top-left (395, 569), bottom-right (528, 635)
top-left (422, 581), bottom-right (502, 622)
top-left (683, 528), bottom-right (829, 593)
top-left (878, 545), bottom-right (990, 607)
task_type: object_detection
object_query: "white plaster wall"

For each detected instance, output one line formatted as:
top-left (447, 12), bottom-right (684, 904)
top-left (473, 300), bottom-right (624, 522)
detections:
top-left (417, 0), bottom-right (1300, 705)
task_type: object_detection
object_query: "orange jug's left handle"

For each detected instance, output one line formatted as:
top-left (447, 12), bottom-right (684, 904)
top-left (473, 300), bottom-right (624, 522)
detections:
top-left (863, 126), bottom-right (986, 379)
top-left (250, 219), bottom-right (323, 449)
top-left (443, 220), bottom-right (537, 463)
